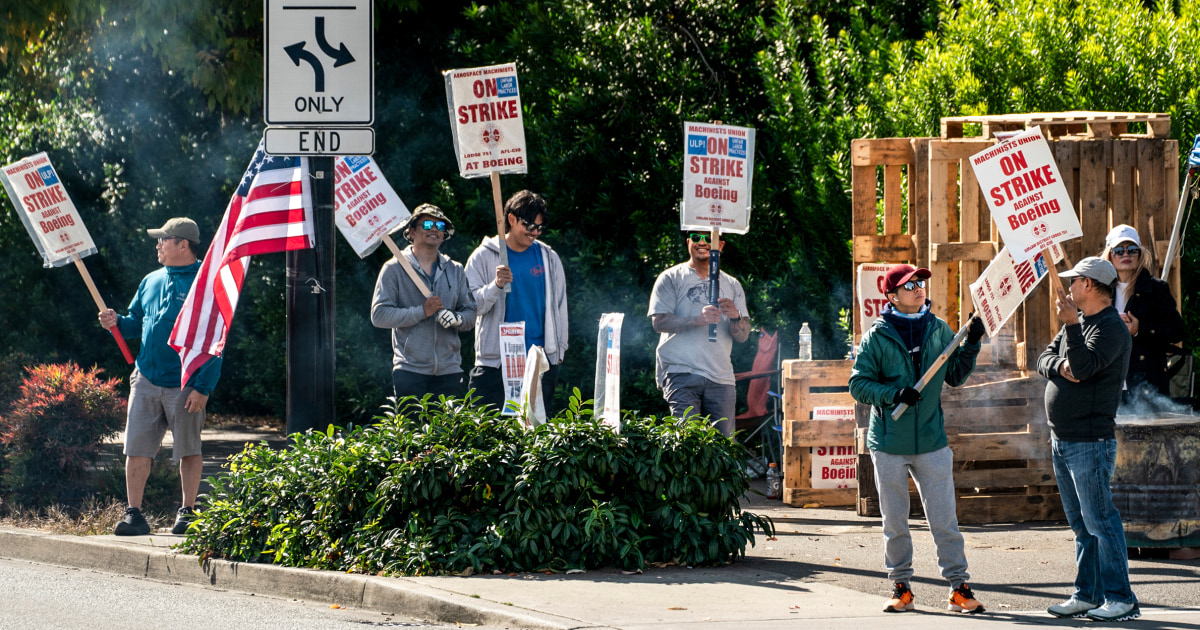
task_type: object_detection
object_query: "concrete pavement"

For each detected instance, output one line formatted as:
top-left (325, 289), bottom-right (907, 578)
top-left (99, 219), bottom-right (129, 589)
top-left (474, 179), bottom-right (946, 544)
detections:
top-left (4, 424), bottom-right (1196, 628)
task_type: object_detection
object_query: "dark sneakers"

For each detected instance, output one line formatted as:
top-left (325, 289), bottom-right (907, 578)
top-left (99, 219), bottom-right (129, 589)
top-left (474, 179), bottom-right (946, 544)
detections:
top-left (884, 582), bottom-right (915, 612)
top-left (114, 507), bottom-right (151, 536)
top-left (171, 506), bottom-right (197, 535)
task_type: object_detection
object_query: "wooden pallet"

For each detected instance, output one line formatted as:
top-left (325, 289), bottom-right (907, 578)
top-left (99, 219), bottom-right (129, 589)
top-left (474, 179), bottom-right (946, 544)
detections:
top-left (941, 111), bottom-right (1172, 140)
top-left (856, 371), bottom-right (1065, 524)
top-left (781, 360), bottom-right (858, 507)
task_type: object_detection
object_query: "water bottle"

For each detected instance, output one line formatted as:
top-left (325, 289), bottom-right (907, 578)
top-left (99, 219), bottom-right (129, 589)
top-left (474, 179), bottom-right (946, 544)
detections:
top-left (798, 322), bottom-right (812, 361)
top-left (766, 462), bottom-right (782, 499)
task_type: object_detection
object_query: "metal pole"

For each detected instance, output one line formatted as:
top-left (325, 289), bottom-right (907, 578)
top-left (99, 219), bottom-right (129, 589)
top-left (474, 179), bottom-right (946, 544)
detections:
top-left (286, 156), bottom-right (336, 435)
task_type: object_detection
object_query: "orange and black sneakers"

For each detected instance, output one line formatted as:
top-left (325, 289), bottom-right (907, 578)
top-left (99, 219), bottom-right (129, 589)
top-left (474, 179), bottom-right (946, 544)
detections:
top-left (884, 582), bottom-right (915, 612)
top-left (948, 583), bottom-right (985, 614)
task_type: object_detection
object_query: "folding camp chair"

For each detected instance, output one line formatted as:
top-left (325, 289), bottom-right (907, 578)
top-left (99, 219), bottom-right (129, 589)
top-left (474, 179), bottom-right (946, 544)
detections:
top-left (734, 330), bottom-right (782, 474)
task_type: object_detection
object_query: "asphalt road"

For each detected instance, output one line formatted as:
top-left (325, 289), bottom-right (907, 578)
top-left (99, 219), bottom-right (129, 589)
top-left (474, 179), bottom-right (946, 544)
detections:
top-left (0, 557), bottom-right (455, 630)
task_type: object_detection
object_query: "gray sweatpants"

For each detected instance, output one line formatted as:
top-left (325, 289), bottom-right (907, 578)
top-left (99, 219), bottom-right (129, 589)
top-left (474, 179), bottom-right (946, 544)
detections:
top-left (871, 446), bottom-right (969, 588)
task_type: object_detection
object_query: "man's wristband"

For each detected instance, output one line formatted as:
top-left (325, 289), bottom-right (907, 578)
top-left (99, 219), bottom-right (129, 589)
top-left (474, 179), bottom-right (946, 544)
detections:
top-left (729, 315), bottom-right (742, 322)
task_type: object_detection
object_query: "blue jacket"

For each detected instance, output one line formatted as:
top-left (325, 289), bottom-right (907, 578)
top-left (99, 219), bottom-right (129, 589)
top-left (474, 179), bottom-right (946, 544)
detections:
top-left (116, 262), bottom-right (221, 394)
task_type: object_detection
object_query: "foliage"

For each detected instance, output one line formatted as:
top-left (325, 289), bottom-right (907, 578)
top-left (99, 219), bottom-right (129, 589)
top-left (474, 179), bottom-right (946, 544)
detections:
top-left (180, 393), bottom-right (773, 575)
top-left (0, 363), bottom-right (125, 507)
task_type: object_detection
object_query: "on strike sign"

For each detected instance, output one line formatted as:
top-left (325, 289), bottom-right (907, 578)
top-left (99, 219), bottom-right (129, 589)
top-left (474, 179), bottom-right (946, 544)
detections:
top-left (681, 122), bottom-right (755, 235)
top-left (970, 128), bottom-right (1081, 262)
top-left (1, 152), bottom-right (97, 267)
top-left (444, 62), bottom-right (527, 179)
top-left (856, 263), bottom-right (891, 333)
top-left (809, 406), bottom-right (857, 490)
top-left (333, 156), bottom-right (410, 258)
top-left (970, 246), bottom-right (1049, 337)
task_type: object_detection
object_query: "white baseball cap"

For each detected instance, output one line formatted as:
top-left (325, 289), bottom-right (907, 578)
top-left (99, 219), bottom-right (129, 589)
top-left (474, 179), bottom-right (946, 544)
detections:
top-left (1105, 224), bottom-right (1141, 249)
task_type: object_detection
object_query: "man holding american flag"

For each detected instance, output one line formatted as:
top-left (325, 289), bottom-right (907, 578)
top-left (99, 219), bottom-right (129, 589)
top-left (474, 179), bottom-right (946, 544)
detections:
top-left (100, 140), bottom-right (313, 536)
top-left (99, 217), bottom-right (222, 537)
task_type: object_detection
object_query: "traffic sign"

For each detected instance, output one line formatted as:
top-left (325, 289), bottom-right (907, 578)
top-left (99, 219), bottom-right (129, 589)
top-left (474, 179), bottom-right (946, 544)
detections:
top-left (265, 0), bottom-right (373, 126)
top-left (264, 127), bottom-right (374, 156)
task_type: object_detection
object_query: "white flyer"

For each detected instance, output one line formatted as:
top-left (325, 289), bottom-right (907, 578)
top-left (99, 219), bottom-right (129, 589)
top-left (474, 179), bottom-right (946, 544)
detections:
top-left (593, 313), bottom-right (624, 431)
top-left (1, 152), bottom-right (97, 267)
top-left (499, 322), bottom-right (527, 416)
top-left (443, 62), bottom-right (528, 179)
top-left (332, 156), bottom-right (410, 258)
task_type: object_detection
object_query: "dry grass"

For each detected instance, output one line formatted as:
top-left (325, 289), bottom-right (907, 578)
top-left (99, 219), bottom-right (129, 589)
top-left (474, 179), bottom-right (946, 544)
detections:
top-left (0, 497), bottom-right (166, 535)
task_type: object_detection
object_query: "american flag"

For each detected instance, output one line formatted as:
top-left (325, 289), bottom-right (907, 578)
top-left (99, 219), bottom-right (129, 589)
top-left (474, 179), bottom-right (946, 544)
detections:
top-left (170, 140), bottom-right (314, 387)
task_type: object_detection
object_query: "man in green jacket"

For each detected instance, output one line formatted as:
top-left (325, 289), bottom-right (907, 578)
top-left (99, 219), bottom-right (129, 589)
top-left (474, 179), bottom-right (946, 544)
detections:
top-left (849, 264), bottom-right (986, 614)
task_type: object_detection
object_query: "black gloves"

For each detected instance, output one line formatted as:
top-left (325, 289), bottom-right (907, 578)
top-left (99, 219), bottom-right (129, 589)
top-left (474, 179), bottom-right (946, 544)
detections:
top-left (894, 387), bottom-right (922, 407)
top-left (967, 314), bottom-right (986, 344)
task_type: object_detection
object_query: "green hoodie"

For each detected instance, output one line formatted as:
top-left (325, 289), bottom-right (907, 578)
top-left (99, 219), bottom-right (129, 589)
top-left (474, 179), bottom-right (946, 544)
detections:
top-left (849, 310), bottom-right (980, 455)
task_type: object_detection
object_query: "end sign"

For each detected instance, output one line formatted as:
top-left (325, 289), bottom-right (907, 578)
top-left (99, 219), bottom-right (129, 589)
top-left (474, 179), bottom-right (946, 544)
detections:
top-left (265, 0), bottom-right (373, 126)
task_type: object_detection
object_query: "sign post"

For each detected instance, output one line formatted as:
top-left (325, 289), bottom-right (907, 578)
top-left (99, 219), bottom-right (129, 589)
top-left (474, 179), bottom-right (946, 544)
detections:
top-left (1, 153), bottom-right (134, 363)
top-left (681, 121), bottom-right (755, 343)
top-left (444, 62), bottom-right (528, 293)
top-left (265, 0), bottom-right (374, 434)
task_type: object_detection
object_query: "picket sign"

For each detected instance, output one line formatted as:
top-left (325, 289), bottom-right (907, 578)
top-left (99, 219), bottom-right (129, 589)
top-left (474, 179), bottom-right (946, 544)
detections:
top-left (332, 155), bottom-right (411, 258)
top-left (593, 313), bottom-right (624, 431)
top-left (1, 153), bottom-right (132, 363)
top-left (444, 62), bottom-right (529, 295)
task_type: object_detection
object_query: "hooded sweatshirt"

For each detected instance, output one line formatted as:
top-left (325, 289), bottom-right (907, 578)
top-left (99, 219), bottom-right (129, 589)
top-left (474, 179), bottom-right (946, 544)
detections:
top-left (464, 236), bottom-right (568, 366)
top-left (115, 261), bottom-right (221, 394)
top-left (370, 247), bottom-right (477, 375)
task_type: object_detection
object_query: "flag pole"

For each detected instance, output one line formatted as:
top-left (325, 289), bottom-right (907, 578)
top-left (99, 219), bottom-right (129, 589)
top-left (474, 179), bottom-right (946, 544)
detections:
top-left (73, 253), bottom-right (134, 364)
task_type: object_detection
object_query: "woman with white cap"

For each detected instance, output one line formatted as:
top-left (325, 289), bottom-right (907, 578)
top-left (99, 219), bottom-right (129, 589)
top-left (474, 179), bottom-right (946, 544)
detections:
top-left (1101, 224), bottom-right (1184, 401)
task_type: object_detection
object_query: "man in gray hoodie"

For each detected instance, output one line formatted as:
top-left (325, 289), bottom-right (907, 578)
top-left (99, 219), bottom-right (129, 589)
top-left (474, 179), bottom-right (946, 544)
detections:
top-left (464, 190), bottom-right (569, 414)
top-left (371, 204), bottom-right (476, 400)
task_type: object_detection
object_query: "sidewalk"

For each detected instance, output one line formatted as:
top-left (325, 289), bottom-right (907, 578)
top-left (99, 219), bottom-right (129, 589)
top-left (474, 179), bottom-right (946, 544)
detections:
top-left (5, 425), bottom-right (1197, 629)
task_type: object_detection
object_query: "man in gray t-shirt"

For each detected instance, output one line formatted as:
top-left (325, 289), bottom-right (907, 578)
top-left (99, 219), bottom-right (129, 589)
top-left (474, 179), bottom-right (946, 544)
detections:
top-left (648, 232), bottom-right (750, 436)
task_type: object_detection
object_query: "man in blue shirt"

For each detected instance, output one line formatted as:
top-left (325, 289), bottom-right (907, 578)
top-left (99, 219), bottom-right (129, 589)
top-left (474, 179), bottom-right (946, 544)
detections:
top-left (465, 191), bottom-right (569, 414)
top-left (99, 218), bottom-right (221, 537)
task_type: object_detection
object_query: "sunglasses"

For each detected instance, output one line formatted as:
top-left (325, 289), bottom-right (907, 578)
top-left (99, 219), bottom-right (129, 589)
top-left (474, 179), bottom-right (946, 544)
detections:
top-left (157, 236), bottom-right (183, 245)
top-left (1111, 245), bottom-right (1140, 257)
top-left (420, 219), bottom-right (448, 232)
top-left (519, 218), bottom-right (547, 233)
top-left (688, 233), bottom-right (711, 244)
top-left (899, 279), bottom-right (927, 292)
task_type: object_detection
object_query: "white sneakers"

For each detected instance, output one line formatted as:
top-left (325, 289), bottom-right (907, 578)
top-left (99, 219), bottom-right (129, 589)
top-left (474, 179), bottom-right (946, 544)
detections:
top-left (1048, 598), bottom-right (1141, 622)
top-left (1047, 597), bottom-right (1098, 618)
top-left (1086, 601), bottom-right (1141, 622)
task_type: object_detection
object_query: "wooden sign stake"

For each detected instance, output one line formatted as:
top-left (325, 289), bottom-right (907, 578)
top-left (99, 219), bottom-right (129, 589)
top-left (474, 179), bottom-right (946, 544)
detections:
top-left (380, 233), bottom-right (432, 298)
top-left (73, 253), bottom-right (134, 364)
top-left (490, 171), bottom-right (512, 293)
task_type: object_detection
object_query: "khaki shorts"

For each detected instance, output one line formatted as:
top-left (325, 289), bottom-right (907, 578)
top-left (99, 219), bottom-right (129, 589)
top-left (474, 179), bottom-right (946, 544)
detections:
top-left (123, 369), bottom-right (204, 460)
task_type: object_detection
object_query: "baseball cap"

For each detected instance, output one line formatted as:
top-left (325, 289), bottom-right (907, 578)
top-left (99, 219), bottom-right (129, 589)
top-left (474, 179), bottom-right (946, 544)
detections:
top-left (1058, 256), bottom-right (1118, 286)
top-left (398, 203), bottom-right (455, 241)
top-left (146, 217), bottom-right (200, 243)
top-left (1104, 224), bottom-right (1141, 249)
top-left (883, 264), bottom-right (932, 293)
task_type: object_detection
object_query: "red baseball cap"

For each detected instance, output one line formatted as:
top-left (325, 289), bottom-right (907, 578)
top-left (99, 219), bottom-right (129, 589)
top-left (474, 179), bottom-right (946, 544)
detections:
top-left (883, 264), bottom-right (931, 293)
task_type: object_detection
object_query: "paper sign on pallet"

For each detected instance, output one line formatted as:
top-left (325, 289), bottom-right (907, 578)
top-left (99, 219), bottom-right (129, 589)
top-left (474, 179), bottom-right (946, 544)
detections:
top-left (969, 246), bottom-right (1049, 338)
top-left (680, 122), bottom-right (755, 235)
top-left (809, 406), bottom-right (857, 490)
top-left (856, 263), bottom-right (891, 333)
top-left (969, 128), bottom-right (1081, 263)
top-left (1, 153), bottom-right (97, 267)
top-left (444, 62), bottom-right (528, 179)
top-left (332, 155), bottom-right (410, 258)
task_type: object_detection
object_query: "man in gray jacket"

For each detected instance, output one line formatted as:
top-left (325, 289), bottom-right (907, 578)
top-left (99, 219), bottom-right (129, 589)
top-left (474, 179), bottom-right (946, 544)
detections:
top-left (371, 204), bottom-right (476, 400)
top-left (464, 190), bottom-right (568, 414)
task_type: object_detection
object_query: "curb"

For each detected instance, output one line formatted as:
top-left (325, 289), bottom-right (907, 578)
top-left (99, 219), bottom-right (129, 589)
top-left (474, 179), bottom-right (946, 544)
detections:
top-left (0, 527), bottom-right (578, 629)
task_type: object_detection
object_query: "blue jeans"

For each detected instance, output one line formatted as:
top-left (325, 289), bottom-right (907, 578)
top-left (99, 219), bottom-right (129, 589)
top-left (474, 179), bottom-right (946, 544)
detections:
top-left (1051, 438), bottom-right (1137, 605)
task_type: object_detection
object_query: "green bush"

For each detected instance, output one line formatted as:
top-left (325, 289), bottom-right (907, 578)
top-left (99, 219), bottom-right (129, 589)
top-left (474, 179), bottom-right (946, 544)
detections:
top-left (181, 392), bottom-right (773, 575)
top-left (0, 363), bottom-right (126, 507)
